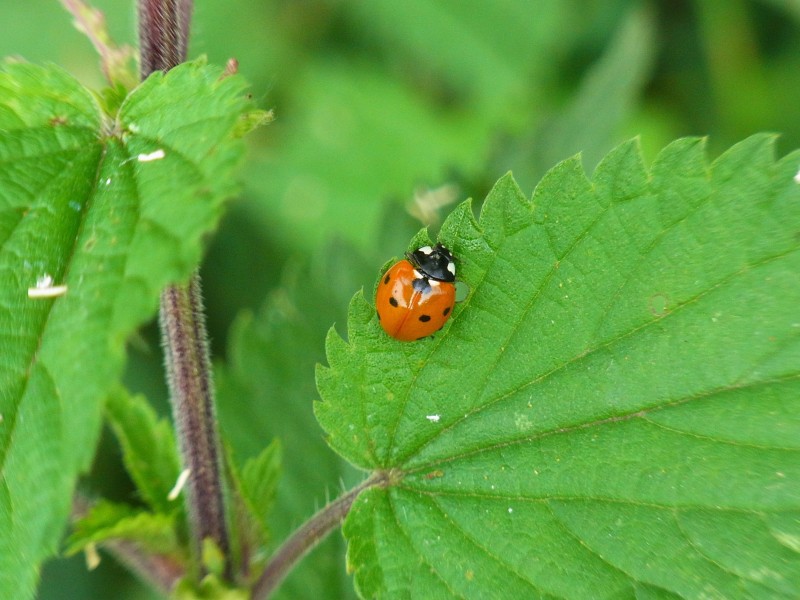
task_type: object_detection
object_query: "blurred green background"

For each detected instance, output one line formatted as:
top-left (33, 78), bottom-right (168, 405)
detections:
top-left (3, 0), bottom-right (800, 598)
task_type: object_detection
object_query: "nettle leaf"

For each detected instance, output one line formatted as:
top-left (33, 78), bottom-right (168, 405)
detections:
top-left (239, 439), bottom-right (282, 538)
top-left (105, 387), bottom-right (181, 515)
top-left (66, 500), bottom-right (181, 558)
top-left (225, 438), bottom-right (281, 571)
top-left (0, 59), bottom-right (254, 597)
top-left (316, 135), bottom-right (800, 598)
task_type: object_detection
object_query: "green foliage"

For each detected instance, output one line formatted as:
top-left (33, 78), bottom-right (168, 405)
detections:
top-left (66, 501), bottom-right (181, 558)
top-left (0, 59), bottom-right (255, 598)
top-left (106, 387), bottom-right (182, 515)
top-left (4, 1), bottom-right (800, 598)
top-left (223, 438), bottom-right (281, 577)
top-left (215, 244), bottom-right (375, 600)
top-left (503, 4), bottom-right (657, 191)
top-left (317, 135), bottom-right (800, 597)
top-left (171, 575), bottom-right (249, 600)
top-left (239, 440), bottom-right (281, 537)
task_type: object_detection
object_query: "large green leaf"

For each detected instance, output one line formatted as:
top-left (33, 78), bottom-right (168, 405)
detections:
top-left (0, 59), bottom-right (254, 598)
top-left (316, 135), bottom-right (800, 597)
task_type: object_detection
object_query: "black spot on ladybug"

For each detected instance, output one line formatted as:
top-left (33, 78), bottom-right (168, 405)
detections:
top-left (383, 273), bottom-right (391, 285)
top-left (419, 314), bottom-right (431, 322)
top-left (443, 306), bottom-right (451, 316)
top-left (412, 277), bottom-right (431, 294)
top-left (389, 296), bottom-right (399, 308)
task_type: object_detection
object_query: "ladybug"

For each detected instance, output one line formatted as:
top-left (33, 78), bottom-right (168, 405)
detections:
top-left (376, 244), bottom-right (457, 341)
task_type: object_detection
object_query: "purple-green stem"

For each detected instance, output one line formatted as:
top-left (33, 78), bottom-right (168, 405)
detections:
top-left (252, 473), bottom-right (389, 600)
top-left (138, 0), bottom-right (231, 580)
top-left (133, 0), bottom-right (372, 595)
top-left (159, 276), bottom-right (231, 578)
top-left (138, 0), bottom-right (193, 79)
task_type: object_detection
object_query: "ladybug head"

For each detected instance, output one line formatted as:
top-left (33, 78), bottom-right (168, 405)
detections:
top-left (407, 243), bottom-right (456, 282)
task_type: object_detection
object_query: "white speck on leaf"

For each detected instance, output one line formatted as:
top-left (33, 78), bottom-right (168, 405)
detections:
top-left (138, 149), bottom-right (166, 162)
top-left (168, 468), bottom-right (191, 500)
top-left (794, 168), bottom-right (800, 184)
top-left (426, 414), bottom-right (440, 423)
top-left (28, 275), bottom-right (68, 299)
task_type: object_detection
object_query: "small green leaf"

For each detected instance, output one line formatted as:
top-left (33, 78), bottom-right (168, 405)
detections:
top-left (105, 387), bottom-right (182, 515)
top-left (170, 574), bottom-right (249, 600)
top-left (66, 500), bottom-right (181, 558)
top-left (201, 538), bottom-right (226, 580)
top-left (239, 439), bottom-right (281, 537)
top-left (317, 135), bottom-right (800, 598)
top-left (0, 59), bottom-right (255, 597)
top-left (224, 439), bottom-right (280, 575)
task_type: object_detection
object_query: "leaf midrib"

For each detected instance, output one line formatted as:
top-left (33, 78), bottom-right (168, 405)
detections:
top-left (0, 136), bottom-right (106, 472)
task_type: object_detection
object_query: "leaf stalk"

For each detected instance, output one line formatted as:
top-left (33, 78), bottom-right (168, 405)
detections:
top-left (137, 0), bottom-right (231, 582)
top-left (138, 0), bottom-right (193, 77)
top-left (251, 472), bottom-right (390, 600)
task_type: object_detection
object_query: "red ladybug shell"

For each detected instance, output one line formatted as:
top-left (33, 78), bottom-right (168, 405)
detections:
top-left (376, 246), bottom-right (456, 341)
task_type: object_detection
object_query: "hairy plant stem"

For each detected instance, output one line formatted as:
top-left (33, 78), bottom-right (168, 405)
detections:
top-left (138, 0), bottom-right (193, 78)
top-left (252, 472), bottom-right (391, 600)
top-left (137, 0), bottom-right (231, 579)
top-left (160, 275), bottom-right (231, 579)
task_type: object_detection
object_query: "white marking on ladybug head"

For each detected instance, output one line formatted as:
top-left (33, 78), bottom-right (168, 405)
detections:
top-left (429, 279), bottom-right (441, 288)
top-left (447, 262), bottom-right (456, 276)
top-left (418, 246), bottom-right (433, 255)
top-left (413, 269), bottom-right (423, 279)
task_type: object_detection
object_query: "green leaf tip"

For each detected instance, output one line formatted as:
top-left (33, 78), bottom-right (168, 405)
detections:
top-left (226, 438), bottom-right (282, 558)
top-left (105, 387), bottom-right (182, 515)
top-left (317, 134), bottom-right (800, 598)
